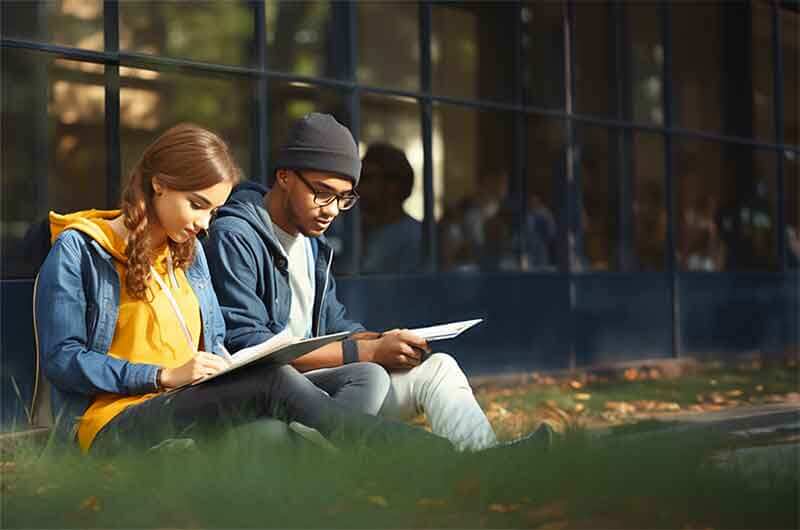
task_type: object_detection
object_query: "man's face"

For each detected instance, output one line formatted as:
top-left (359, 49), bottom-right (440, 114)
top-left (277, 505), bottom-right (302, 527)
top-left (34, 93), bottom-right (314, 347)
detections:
top-left (281, 169), bottom-right (355, 237)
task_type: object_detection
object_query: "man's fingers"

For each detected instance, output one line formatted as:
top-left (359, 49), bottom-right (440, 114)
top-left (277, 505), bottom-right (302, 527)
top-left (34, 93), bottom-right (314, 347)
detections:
top-left (400, 331), bottom-right (429, 351)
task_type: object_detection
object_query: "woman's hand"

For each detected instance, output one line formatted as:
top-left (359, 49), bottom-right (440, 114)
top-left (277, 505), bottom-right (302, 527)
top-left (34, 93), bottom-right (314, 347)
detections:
top-left (160, 351), bottom-right (228, 389)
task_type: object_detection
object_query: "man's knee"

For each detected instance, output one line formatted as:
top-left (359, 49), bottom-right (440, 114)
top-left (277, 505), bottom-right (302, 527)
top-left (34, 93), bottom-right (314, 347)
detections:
top-left (347, 362), bottom-right (391, 389)
top-left (420, 353), bottom-right (469, 384)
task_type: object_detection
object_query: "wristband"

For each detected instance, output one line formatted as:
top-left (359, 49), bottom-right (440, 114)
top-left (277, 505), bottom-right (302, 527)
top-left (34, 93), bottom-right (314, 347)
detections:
top-left (155, 368), bottom-right (164, 391)
top-left (342, 339), bottom-right (359, 364)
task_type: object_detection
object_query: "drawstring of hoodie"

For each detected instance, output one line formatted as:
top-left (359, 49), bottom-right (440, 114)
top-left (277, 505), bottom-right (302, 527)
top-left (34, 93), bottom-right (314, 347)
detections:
top-left (150, 250), bottom-right (194, 352)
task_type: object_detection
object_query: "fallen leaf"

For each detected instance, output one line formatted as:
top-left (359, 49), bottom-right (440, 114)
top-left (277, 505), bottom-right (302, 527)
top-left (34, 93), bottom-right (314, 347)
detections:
top-left (623, 368), bottom-right (639, 381)
top-left (0, 462), bottom-right (16, 473)
top-left (709, 392), bottom-right (726, 404)
top-left (525, 500), bottom-right (567, 524)
top-left (569, 380), bottom-right (583, 389)
top-left (573, 403), bottom-right (585, 413)
top-left (709, 379), bottom-right (718, 386)
top-left (605, 401), bottom-right (636, 415)
top-left (574, 393), bottom-right (591, 401)
top-left (367, 495), bottom-right (388, 508)
top-left (755, 385), bottom-right (764, 392)
top-left (79, 495), bottom-right (102, 512)
top-left (417, 497), bottom-right (447, 507)
top-left (489, 503), bottom-right (521, 513)
top-left (726, 389), bottom-right (743, 398)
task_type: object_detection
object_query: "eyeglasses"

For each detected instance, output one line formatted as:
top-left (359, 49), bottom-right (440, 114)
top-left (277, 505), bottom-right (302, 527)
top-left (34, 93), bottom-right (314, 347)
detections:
top-left (293, 170), bottom-right (359, 211)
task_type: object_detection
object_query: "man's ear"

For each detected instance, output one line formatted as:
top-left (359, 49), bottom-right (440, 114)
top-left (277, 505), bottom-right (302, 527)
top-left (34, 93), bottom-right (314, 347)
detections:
top-left (275, 169), bottom-right (291, 190)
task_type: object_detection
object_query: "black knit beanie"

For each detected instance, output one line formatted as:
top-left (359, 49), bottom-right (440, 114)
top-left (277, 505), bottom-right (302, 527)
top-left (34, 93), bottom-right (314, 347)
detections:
top-left (275, 113), bottom-right (361, 185)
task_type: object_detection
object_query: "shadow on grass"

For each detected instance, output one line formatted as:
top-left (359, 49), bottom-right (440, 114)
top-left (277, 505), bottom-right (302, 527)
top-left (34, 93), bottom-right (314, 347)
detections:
top-left (2, 424), bottom-right (797, 529)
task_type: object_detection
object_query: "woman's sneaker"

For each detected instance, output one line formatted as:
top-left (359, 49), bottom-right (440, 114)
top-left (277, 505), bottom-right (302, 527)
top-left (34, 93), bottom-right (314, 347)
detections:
top-left (493, 422), bottom-right (556, 452)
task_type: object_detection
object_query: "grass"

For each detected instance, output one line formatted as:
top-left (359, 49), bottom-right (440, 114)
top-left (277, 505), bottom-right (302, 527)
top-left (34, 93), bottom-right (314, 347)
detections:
top-left (2, 360), bottom-right (798, 529)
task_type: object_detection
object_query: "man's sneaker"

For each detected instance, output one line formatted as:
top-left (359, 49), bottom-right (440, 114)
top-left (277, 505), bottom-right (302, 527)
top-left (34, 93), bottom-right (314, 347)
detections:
top-left (496, 422), bottom-right (556, 452)
top-left (289, 421), bottom-right (340, 454)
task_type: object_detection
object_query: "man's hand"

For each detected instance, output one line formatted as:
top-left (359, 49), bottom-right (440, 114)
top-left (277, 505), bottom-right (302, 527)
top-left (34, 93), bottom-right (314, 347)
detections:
top-left (160, 351), bottom-right (228, 389)
top-left (359, 329), bottom-right (430, 371)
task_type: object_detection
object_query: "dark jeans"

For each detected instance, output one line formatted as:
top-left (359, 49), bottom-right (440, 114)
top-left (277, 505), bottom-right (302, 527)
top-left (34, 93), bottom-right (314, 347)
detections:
top-left (92, 363), bottom-right (443, 453)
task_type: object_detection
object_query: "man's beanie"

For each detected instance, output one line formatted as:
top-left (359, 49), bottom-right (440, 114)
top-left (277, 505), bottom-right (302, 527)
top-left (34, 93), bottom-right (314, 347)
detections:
top-left (275, 113), bottom-right (361, 186)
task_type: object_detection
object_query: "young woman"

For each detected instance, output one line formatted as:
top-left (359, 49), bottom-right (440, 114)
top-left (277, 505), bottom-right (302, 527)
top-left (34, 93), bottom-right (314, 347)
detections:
top-left (36, 123), bottom-right (439, 453)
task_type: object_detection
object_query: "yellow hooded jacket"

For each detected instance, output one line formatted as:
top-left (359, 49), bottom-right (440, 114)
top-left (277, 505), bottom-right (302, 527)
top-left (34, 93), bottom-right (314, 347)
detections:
top-left (49, 210), bottom-right (202, 451)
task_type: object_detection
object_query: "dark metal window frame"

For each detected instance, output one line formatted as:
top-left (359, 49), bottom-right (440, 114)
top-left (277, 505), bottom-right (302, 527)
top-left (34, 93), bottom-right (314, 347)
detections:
top-left (2, 0), bottom-right (798, 357)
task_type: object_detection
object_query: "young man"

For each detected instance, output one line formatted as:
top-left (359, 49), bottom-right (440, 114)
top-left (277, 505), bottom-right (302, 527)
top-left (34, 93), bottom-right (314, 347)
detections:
top-left (205, 113), bottom-right (545, 451)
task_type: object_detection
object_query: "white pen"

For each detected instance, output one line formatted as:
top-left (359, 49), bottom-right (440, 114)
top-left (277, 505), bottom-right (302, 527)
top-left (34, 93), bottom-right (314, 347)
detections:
top-left (218, 342), bottom-right (235, 366)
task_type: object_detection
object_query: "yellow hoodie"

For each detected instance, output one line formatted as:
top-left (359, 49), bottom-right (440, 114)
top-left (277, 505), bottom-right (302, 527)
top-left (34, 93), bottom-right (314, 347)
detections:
top-left (49, 210), bottom-right (202, 452)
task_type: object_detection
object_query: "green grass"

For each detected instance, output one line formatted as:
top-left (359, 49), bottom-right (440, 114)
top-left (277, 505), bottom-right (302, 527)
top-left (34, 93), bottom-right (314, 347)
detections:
top-left (2, 424), bottom-right (797, 529)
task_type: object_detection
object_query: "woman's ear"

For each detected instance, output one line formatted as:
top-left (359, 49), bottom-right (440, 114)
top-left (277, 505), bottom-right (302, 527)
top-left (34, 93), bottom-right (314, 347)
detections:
top-left (152, 177), bottom-right (164, 196)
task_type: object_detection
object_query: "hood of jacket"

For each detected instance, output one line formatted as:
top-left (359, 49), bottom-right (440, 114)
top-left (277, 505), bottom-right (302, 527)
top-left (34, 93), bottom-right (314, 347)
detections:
top-left (49, 209), bottom-right (127, 262)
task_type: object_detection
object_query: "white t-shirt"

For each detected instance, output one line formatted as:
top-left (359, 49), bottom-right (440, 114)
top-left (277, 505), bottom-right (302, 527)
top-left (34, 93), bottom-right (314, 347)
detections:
top-left (273, 223), bottom-right (315, 339)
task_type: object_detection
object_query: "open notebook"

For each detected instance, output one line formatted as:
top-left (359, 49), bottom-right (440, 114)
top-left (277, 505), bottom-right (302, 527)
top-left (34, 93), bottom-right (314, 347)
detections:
top-left (189, 318), bottom-right (483, 387)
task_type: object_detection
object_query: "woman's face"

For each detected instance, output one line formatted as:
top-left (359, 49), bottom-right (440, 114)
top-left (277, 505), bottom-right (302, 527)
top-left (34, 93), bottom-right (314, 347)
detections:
top-left (151, 179), bottom-right (232, 245)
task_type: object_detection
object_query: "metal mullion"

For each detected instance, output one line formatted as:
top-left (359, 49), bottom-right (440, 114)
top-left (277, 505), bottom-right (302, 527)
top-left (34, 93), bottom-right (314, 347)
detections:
top-left (104, 0), bottom-right (120, 207)
top-left (564, 0), bottom-right (578, 370)
top-left (1, 37), bottom-right (116, 65)
top-left (613, 0), bottom-right (634, 272)
top-left (253, 0), bottom-right (268, 185)
top-left (420, 1), bottom-right (435, 273)
top-left (660, 0), bottom-right (679, 358)
top-left (513, 0), bottom-right (527, 270)
top-left (772, 1), bottom-right (787, 271)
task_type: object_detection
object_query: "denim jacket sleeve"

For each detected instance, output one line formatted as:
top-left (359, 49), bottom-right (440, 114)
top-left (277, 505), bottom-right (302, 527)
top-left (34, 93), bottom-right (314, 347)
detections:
top-left (36, 232), bottom-right (160, 396)
top-left (205, 227), bottom-right (276, 351)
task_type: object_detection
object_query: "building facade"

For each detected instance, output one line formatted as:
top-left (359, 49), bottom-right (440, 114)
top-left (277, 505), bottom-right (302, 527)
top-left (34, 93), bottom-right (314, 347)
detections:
top-left (1, 1), bottom-right (798, 420)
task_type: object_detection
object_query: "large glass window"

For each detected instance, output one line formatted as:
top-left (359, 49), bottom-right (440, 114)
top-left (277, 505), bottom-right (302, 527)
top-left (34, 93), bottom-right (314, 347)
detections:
top-left (576, 126), bottom-right (616, 271)
top-left (357, 2), bottom-right (419, 91)
top-left (782, 5), bottom-right (799, 148)
top-left (1, 0), bottom-right (104, 50)
top-left (431, 2), bottom-right (516, 103)
top-left (632, 133), bottom-right (666, 271)
top-left (119, 68), bottom-right (252, 186)
top-left (675, 139), bottom-right (778, 271)
top-left (434, 105), bottom-right (514, 272)
top-left (573, 2), bottom-right (611, 118)
top-left (120, 1), bottom-right (253, 66)
top-left (1, 48), bottom-right (105, 279)
top-left (629, 3), bottom-right (664, 125)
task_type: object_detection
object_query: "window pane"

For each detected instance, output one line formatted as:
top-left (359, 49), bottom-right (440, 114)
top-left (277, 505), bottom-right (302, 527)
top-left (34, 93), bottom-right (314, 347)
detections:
top-left (632, 133), bottom-right (666, 271)
top-left (358, 2), bottom-right (419, 91)
top-left (522, 1), bottom-right (564, 109)
top-left (434, 106), bottom-right (514, 271)
top-left (676, 139), bottom-right (778, 271)
top-left (786, 152), bottom-right (799, 269)
top-left (119, 68), bottom-right (251, 189)
top-left (574, 2), bottom-right (611, 117)
top-left (525, 117), bottom-right (565, 271)
top-left (2, 0), bottom-right (104, 50)
top-left (782, 5), bottom-right (799, 148)
top-left (359, 94), bottom-right (423, 274)
top-left (576, 126), bottom-right (617, 271)
top-left (266, 0), bottom-right (336, 77)
top-left (672, 2), bottom-right (774, 140)
top-left (431, 3), bottom-right (516, 103)
top-left (2, 49), bottom-right (105, 279)
top-left (629, 4), bottom-right (664, 125)
top-left (120, 1), bottom-right (253, 66)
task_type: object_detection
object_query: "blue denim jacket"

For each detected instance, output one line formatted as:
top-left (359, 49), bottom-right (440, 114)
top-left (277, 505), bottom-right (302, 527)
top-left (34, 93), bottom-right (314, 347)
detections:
top-left (204, 181), bottom-right (365, 353)
top-left (35, 229), bottom-right (226, 441)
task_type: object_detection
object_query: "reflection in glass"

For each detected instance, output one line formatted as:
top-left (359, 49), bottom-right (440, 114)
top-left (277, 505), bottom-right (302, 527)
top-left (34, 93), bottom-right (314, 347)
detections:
top-left (266, 0), bottom-right (335, 77)
top-left (526, 117), bottom-right (565, 271)
top-left (577, 127), bottom-right (616, 271)
top-left (120, 1), bottom-right (252, 66)
top-left (782, 7), bottom-right (799, 148)
top-left (522, 1), bottom-right (564, 109)
top-left (433, 105), bottom-right (514, 272)
top-left (360, 95), bottom-right (423, 274)
top-left (629, 4), bottom-right (663, 125)
top-left (2, 0), bottom-right (104, 50)
top-left (574, 1), bottom-right (611, 117)
top-left (2, 49), bottom-right (105, 279)
top-left (358, 2), bottom-right (419, 91)
top-left (119, 68), bottom-right (251, 187)
top-left (676, 140), bottom-right (778, 271)
top-left (786, 155), bottom-right (799, 269)
top-left (431, 3), bottom-right (516, 102)
top-left (632, 133), bottom-right (665, 270)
